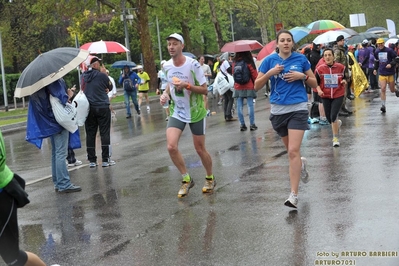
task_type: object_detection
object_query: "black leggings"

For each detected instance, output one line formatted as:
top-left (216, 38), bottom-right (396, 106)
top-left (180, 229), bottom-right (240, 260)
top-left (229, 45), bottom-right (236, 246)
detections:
top-left (321, 96), bottom-right (344, 124)
top-left (0, 191), bottom-right (28, 266)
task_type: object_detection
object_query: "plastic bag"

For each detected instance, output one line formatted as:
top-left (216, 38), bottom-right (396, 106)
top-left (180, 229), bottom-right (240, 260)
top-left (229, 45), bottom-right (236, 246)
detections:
top-left (213, 72), bottom-right (234, 95)
top-left (49, 94), bottom-right (78, 133)
top-left (73, 90), bottom-right (90, 126)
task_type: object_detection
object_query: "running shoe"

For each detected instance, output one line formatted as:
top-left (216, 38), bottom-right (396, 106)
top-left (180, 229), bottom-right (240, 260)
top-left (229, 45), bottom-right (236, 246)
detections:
top-left (178, 179), bottom-right (195, 198)
top-left (250, 124), bottom-right (258, 131)
top-left (89, 162), bottom-right (97, 168)
top-left (380, 105), bottom-right (386, 113)
top-left (68, 160), bottom-right (83, 167)
top-left (240, 125), bottom-right (247, 131)
top-left (332, 137), bottom-right (340, 147)
top-left (102, 160), bottom-right (116, 167)
top-left (284, 192), bottom-right (298, 208)
top-left (319, 119), bottom-right (329, 125)
top-left (202, 178), bottom-right (216, 193)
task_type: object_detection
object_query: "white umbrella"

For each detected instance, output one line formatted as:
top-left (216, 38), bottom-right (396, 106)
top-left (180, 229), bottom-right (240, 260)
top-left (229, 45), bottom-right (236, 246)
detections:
top-left (313, 30), bottom-right (354, 45)
top-left (385, 38), bottom-right (399, 48)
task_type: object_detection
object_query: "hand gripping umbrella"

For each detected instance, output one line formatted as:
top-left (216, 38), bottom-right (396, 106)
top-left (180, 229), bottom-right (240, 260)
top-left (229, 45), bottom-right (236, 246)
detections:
top-left (15, 47), bottom-right (90, 98)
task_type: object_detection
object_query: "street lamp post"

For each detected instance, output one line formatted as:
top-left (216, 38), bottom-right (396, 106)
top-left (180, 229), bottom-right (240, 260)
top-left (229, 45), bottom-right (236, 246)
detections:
top-left (0, 32), bottom-right (8, 111)
top-left (122, 0), bottom-right (132, 62)
top-left (230, 11), bottom-right (235, 41)
top-left (156, 16), bottom-right (162, 61)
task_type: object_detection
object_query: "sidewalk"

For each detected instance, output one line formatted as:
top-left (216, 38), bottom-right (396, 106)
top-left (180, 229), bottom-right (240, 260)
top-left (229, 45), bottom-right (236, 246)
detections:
top-left (0, 93), bottom-right (162, 134)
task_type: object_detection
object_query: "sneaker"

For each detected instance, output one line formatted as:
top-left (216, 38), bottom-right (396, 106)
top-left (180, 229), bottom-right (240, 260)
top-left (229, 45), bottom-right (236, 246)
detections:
top-left (240, 124), bottom-right (247, 131)
top-left (178, 179), bottom-right (195, 198)
top-left (58, 185), bottom-right (82, 194)
top-left (165, 117), bottom-right (169, 121)
top-left (395, 90), bottom-right (399, 97)
top-left (68, 160), bottom-right (83, 167)
top-left (250, 124), bottom-right (258, 131)
top-left (380, 105), bottom-right (386, 113)
top-left (206, 110), bottom-right (211, 117)
top-left (319, 119), bottom-right (329, 125)
top-left (284, 192), bottom-right (298, 208)
top-left (300, 157), bottom-right (309, 181)
top-left (310, 117), bottom-right (319, 124)
top-left (202, 178), bottom-right (216, 193)
top-left (126, 114), bottom-right (132, 118)
top-left (217, 100), bottom-right (223, 106)
top-left (147, 106), bottom-right (150, 111)
top-left (89, 162), bottom-right (97, 168)
top-left (332, 137), bottom-right (340, 147)
top-left (102, 160), bottom-right (116, 167)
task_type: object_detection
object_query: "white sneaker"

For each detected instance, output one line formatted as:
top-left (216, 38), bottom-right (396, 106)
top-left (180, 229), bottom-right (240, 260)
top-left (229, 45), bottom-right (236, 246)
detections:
top-left (68, 160), bottom-right (82, 167)
top-left (146, 106), bottom-right (150, 111)
top-left (284, 191), bottom-right (298, 208)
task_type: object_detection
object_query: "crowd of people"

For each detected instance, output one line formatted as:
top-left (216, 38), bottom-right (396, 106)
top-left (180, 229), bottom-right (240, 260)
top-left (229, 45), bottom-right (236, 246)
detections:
top-left (2, 28), bottom-right (399, 265)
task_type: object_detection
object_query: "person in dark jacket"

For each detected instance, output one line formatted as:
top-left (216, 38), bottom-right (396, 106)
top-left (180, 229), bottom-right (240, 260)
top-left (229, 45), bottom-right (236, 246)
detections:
top-left (118, 66), bottom-right (141, 118)
top-left (373, 38), bottom-right (399, 113)
top-left (81, 56), bottom-right (115, 168)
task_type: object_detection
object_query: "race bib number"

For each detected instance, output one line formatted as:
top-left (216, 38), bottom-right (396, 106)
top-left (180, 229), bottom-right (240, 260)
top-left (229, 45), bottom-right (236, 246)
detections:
top-left (379, 52), bottom-right (388, 63)
top-left (324, 74), bottom-right (339, 88)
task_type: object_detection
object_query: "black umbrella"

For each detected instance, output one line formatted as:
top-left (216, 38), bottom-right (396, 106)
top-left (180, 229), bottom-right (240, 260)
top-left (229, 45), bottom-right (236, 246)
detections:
top-left (347, 32), bottom-right (379, 45)
top-left (15, 47), bottom-right (89, 98)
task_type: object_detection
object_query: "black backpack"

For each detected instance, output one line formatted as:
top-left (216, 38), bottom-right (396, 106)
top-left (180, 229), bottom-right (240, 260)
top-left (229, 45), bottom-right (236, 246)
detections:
top-left (233, 60), bottom-right (251, 85)
top-left (123, 78), bottom-right (134, 91)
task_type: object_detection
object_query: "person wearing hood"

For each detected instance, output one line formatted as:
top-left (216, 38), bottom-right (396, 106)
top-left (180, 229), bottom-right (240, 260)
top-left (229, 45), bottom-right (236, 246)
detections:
top-left (26, 78), bottom-right (82, 193)
top-left (81, 56), bottom-right (115, 168)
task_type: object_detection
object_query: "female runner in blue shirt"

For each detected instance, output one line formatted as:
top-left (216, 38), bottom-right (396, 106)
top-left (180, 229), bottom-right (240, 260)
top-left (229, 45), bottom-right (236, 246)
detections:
top-left (254, 29), bottom-right (317, 208)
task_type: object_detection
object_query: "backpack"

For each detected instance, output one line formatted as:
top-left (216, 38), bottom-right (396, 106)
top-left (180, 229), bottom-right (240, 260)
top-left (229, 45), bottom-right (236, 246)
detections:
top-left (123, 78), bottom-right (134, 91)
top-left (233, 60), bottom-right (251, 85)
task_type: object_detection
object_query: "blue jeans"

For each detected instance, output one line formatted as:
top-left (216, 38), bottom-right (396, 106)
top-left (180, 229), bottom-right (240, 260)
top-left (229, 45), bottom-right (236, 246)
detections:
top-left (236, 97), bottom-right (255, 126)
top-left (50, 129), bottom-right (73, 190)
top-left (124, 90), bottom-right (139, 115)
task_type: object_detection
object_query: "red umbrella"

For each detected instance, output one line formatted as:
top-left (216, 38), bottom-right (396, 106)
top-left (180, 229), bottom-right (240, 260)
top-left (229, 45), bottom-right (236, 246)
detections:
top-left (80, 40), bottom-right (129, 54)
top-left (220, 40), bottom-right (263, 53)
top-left (256, 40), bottom-right (276, 61)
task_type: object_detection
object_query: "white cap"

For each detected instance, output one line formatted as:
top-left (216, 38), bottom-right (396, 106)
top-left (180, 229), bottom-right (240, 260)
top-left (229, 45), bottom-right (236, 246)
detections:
top-left (166, 33), bottom-right (184, 44)
top-left (136, 65), bottom-right (143, 69)
top-left (161, 60), bottom-right (167, 65)
top-left (362, 39), bottom-right (369, 45)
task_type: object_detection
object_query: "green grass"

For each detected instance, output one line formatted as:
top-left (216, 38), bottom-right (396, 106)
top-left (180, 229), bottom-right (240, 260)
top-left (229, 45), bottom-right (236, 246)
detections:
top-left (0, 91), bottom-right (158, 127)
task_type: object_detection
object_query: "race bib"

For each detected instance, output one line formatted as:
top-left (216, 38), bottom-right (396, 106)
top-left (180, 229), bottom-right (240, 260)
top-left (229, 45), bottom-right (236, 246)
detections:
top-left (379, 52), bottom-right (388, 63)
top-left (324, 74), bottom-right (339, 88)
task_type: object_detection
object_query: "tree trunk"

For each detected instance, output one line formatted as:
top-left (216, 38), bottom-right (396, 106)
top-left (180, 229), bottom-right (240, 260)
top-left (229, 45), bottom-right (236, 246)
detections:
top-left (135, 0), bottom-right (157, 92)
top-left (208, 0), bottom-right (224, 50)
top-left (181, 21), bottom-right (192, 52)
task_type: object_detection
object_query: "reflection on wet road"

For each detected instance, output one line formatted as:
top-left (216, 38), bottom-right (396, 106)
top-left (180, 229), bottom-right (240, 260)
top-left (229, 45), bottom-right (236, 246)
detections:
top-left (3, 92), bottom-right (399, 265)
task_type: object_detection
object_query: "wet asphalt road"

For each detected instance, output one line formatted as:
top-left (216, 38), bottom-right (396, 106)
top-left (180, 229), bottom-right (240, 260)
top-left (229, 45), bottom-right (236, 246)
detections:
top-left (1, 90), bottom-right (399, 266)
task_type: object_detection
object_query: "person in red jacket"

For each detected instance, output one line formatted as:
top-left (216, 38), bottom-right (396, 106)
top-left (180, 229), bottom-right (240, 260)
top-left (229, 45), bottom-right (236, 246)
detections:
top-left (315, 48), bottom-right (347, 147)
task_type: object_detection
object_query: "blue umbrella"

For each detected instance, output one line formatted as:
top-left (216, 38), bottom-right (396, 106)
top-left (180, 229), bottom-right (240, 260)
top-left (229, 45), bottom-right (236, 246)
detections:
top-left (289, 27), bottom-right (311, 43)
top-left (111, 60), bottom-right (136, 68)
top-left (183, 52), bottom-right (197, 59)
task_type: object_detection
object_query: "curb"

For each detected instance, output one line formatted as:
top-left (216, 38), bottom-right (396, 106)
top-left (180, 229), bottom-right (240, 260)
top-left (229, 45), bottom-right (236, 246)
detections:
top-left (0, 95), bottom-right (162, 135)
